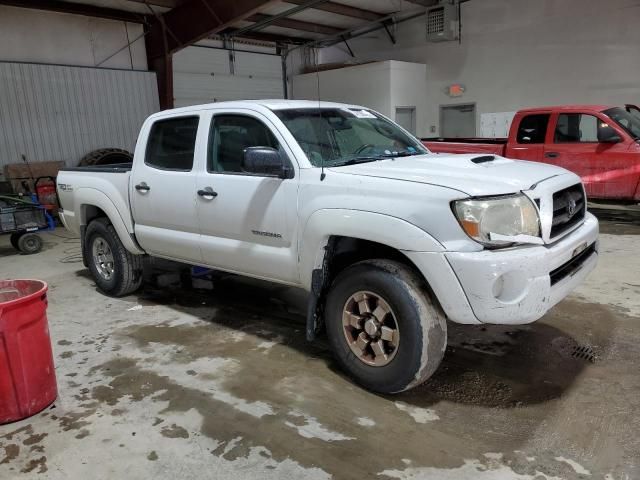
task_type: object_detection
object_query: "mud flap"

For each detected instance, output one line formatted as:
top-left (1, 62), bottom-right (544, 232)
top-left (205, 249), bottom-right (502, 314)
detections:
top-left (306, 269), bottom-right (324, 341)
top-left (80, 224), bottom-right (89, 267)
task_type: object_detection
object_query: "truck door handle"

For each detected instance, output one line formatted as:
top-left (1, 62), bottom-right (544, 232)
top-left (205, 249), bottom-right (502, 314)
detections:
top-left (135, 182), bottom-right (150, 192)
top-left (197, 187), bottom-right (218, 199)
top-left (545, 152), bottom-right (559, 159)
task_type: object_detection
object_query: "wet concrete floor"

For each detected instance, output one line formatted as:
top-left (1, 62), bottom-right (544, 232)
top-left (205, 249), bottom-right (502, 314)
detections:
top-left (1, 213), bottom-right (639, 479)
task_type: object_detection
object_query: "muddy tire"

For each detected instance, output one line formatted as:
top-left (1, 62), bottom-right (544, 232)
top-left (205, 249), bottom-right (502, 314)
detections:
top-left (85, 217), bottom-right (143, 296)
top-left (325, 259), bottom-right (447, 394)
top-left (78, 148), bottom-right (132, 167)
top-left (17, 233), bottom-right (43, 254)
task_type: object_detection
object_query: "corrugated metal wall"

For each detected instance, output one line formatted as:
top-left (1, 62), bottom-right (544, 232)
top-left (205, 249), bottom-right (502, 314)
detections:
top-left (0, 62), bottom-right (159, 169)
top-left (173, 46), bottom-right (283, 108)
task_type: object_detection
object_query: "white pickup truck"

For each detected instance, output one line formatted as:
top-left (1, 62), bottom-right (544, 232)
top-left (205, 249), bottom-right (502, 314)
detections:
top-left (57, 100), bottom-right (599, 393)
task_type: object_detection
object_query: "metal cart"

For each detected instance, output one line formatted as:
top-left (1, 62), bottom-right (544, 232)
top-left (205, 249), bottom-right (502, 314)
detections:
top-left (0, 196), bottom-right (54, 254)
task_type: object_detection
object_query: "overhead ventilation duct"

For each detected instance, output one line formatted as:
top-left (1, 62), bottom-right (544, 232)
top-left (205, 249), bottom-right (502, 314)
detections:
top-left (426, 1), bottom-right (460, 42)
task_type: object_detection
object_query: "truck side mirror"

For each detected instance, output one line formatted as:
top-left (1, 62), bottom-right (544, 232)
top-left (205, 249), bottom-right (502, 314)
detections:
top-left (597, 124), bottom-right (621, 143)
top-left (242, 146), bottom-right (292, 179)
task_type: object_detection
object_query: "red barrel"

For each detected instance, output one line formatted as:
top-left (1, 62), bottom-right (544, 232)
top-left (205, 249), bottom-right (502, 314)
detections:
top-left (0, 280), bottom-right (57, 424)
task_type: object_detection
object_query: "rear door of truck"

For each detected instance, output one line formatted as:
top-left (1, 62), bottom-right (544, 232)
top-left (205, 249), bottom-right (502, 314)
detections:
top-left (504, 111), bottom-right (551, 161)
top-left (542, 109), bottom-right (636, 199)
top-left (130, 113), bottom-right (204, 263)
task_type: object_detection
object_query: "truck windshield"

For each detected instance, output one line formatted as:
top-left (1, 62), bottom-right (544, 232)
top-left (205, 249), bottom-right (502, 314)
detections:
top-left (274, 108), bottom-right (429, 167)
top-left (604, 107), bottom-right (640, 140)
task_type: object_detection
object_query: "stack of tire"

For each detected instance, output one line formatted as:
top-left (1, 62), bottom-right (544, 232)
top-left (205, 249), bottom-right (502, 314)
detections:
top-left (78, 148), bottom-right (133, 167)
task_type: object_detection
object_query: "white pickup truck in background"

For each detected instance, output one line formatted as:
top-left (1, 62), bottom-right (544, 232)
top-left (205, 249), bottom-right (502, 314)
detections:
top-left (57, 100), bottom-right (599, 394)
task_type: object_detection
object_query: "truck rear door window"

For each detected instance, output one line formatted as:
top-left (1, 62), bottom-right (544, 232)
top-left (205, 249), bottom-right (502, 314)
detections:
top-left (145, 116), bottom-right (199, 171)
top-left (516, 114), bottom-right (550, 144)
top-left (554, 114), bottom-right (599, 143)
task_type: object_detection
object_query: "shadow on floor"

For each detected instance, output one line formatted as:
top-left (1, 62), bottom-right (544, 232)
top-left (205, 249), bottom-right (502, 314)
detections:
top-left (78, 264), bottom-right (606, 411)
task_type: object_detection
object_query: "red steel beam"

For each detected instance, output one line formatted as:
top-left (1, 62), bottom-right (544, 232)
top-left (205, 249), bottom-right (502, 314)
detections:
top-left (145, 0), bottom-right (279, 59)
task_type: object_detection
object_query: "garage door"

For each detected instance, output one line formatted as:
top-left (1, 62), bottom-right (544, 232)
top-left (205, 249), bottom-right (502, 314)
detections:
top-left (173, 45), bottom-right (283, 108)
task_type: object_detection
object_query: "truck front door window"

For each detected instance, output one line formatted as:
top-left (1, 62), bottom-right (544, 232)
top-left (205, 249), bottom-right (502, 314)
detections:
top-left (554, 114), bottom-right (601, 143)
top-left (209, 115), bottom-right (279, 173)
top-left (145, 116), bottom-right (199, 171)
top-left (605, 107), bottom-right (640, 140)
top-left (516, 114), bottom-right (549, 144)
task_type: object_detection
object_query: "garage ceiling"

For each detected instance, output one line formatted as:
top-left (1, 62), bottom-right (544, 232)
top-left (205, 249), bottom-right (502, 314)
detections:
top-left (1, 0), bottom-right (433, 46)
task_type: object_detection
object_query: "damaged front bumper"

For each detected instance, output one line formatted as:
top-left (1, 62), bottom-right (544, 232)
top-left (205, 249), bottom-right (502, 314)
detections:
top-left (405, 213), bottom-right (599, 325)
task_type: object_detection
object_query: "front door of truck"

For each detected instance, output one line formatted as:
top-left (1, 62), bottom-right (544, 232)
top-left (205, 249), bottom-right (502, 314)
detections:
top-left (195, 110), bottom-right (299, 284)
top-left (130, 114), bottom-right (204, 263)
top-left (544, 111), bottom-right (636, 199)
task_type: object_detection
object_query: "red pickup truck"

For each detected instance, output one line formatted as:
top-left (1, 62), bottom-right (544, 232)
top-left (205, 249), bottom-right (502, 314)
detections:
top-left (423, 105), bottom-right (640, 201)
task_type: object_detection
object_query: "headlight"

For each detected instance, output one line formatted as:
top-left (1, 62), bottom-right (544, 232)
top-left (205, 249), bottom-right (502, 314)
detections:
top-left (453, 194), bottom-right (540, 247)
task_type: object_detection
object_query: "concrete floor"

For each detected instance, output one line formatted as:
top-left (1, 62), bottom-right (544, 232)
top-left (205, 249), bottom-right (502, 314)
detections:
top-left (1, 211), bottom-right (639, 479)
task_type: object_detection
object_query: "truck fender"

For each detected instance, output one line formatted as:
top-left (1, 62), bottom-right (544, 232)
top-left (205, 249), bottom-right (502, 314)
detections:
top-left (75, 187), bottom-right (145, 255)
top-left (299, 209), bottom-right (444, 340)
top-left (300, 209), bottom-right (445, 288)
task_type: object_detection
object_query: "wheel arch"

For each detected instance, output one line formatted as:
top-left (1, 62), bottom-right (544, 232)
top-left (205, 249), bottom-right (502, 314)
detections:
top-left (76, 188), bottom-right (144, 256)
top-left (300, 209), bottom-right (445, 340)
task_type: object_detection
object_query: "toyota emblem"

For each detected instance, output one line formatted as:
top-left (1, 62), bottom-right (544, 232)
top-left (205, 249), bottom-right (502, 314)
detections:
top-left (567, 197), bottom-right (577, 217)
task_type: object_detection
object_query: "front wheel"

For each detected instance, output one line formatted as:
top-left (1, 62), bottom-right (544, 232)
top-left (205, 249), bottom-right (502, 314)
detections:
top-left (325, 259), bottom-right (447, 394)
top-left (85, 218), bottom-right (143, 296)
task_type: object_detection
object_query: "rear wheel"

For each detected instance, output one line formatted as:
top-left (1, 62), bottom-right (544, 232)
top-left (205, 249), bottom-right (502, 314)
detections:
top-left (325, 259), bottom-right (447, 394)
top-left (85, 218), bottom-right (143, 296)
top-left (17, 233), bottom-right (43, 254)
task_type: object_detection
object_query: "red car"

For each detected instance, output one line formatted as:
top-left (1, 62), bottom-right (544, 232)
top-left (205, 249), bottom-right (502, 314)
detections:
top-left (424, 105), bottom-right (640, 201)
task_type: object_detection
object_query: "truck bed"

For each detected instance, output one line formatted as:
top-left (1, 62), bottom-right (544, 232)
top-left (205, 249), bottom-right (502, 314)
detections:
top-left (422, 138), bottom-right (507, 156)
top-left (57, 162), bottom-right (134, 238)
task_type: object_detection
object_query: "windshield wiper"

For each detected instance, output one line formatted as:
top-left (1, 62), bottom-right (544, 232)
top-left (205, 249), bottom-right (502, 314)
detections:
top-left (333, 157), bottom-right (380, 166)
top-left (332, 150), bottom-right (422, 166)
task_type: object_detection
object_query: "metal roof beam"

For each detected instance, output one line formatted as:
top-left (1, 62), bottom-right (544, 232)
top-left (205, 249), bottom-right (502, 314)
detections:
top-left (218, 29), bottom-right (308, 44)
top-left (228, 0), bottom-right (329, 37)
top-left (0, 0), bottom-right (149, 23)
top-left (247, 12), bottom-right (342, 35)
top-left (288, 9), bottom-right (425, 53)
top-left (145, 0), bottom-right (279, 58)
top-left (126, 0), bottom-right (182, 8)
top-left (284, 0), bottom-right (384, 21)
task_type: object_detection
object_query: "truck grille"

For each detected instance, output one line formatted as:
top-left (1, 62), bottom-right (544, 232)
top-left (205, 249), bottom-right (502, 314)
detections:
top-left (550, 184), bottom-right (585, 238)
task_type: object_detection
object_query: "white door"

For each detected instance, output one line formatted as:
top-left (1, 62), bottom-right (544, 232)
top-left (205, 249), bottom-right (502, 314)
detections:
top-left (395, 107), bottom-right (416, 135)
top-left (173, 46), bottom-right (283, 108)
top-left (195, 111), bottom-right (299, 284)
top-left (131, 115), bottom-right (203, 263)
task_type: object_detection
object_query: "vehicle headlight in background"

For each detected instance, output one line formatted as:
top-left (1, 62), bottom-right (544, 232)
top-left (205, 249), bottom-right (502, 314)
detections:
top-left (453, 194), bottom-right (540, 247)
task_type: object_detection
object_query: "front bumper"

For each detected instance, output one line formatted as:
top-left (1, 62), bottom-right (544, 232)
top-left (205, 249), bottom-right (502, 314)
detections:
top-left (405, 213), bottom-right (599, 325)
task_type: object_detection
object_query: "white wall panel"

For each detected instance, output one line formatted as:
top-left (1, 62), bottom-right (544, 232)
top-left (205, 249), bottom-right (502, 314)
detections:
top-left (318, 0), bottom-right (640, 137)
top-left (0, 62), bottom-right (159, 169)
top-left (173, 46), bottom-right (283, 107)
top-left (0, 5), bottom-right (148, 70)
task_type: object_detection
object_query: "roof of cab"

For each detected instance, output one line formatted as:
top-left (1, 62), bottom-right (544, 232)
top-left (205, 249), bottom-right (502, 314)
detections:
top-left (148, 99), bottom-right (369, 119)
top-left (518, 105), bottom-right (615, 114)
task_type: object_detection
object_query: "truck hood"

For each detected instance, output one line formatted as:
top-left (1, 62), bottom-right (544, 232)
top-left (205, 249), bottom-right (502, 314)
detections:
top-left (328, 153), bottom-right (570, 196)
